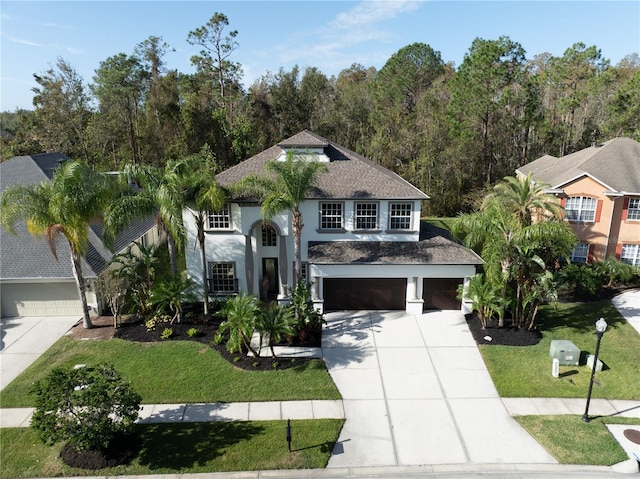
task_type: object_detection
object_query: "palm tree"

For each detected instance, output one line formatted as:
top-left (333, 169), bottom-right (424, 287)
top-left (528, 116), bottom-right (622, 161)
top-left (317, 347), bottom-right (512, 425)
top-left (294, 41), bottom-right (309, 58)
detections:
top-left (483, 172), bottom-right (562, 226)
top-left (255, 304), bottom-right (295, 357)
top-left (180, 152), bottom-right (227, 316)
top-left (1, 161), bottom-right (119, 328)
top-left (214, 291), bottom-right (260, 356)
top-left (452, 174), bottom-right (575, 329)
top-left (105, 160), bottom-right (189, 277)
top-left (236, 151), bottom-right (327, 283)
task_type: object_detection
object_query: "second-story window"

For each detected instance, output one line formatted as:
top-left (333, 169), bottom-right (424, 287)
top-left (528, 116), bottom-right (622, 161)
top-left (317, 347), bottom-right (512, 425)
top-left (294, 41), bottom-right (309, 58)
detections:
top-left (320, 202), bottom-right (343, 230)
top-left (565, 196), bottom-right (596, 222)
top-left (389, 202), bottom-right (412, 230)
top-left (262, 224), bottom-right (277, 246)
top-left (627, 198), bottom-right (640, 221)
top-left (207, 204), bottom-right (231, 230)
top-left (355, 202), bottom-right (378, 230)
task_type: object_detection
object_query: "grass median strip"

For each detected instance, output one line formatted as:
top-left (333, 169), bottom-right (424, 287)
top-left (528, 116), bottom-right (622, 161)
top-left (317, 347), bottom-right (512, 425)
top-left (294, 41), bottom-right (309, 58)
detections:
top-left (516, 415), bottom-right (640, 465)
top-left (1, 419), bottom-right (344, 478)
top-left (0, 336), bottom-right (341, 407)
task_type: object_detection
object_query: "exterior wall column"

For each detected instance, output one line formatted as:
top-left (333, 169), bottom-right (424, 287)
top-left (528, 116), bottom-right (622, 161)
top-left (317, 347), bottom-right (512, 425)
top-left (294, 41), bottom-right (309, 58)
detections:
top-left (278, 236), bottom-right (288, 297)
top-left (406, 276), bottom-right (424, 315)
top-left (245, 234), bottom-right (254, 294)
top-left (312, 276), bottom-right (324, 314)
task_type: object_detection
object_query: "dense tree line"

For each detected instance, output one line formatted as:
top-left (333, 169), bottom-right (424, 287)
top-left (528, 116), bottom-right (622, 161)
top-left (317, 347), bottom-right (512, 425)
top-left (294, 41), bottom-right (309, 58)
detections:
top-left (2, 13), bottom-right (638, 215)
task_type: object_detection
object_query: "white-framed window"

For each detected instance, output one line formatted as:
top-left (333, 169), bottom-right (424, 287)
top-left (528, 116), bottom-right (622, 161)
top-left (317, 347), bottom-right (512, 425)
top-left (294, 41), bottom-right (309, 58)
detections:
top-left (570, 242), bottom-right (589, 264)
top-left (621, 244), bottom-right (640, 266)
top-left (565, 196), bottom-right (597, 222)
top-left (389, 202), bottom-right (412, 230)
top-left (262, 224), bottom-right (277, 246)
top-left (207, 204), bottom-right (231, 230)
top-left (627, 198), bottom-right (640, 221)
top-left (292, 261), bottom-right (308, 281)
top-left (320, 202), bottom-right (343, 230)
top-left (355, 202), bottom-right (378, 230)
top-left (208, 262), bottom-right (237, 293)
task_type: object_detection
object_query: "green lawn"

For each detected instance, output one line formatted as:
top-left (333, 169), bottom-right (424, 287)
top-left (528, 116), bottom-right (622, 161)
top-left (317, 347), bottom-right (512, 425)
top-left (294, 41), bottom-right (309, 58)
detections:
top-left (515, 415), bottom-right (640, 465)
top-left (0, 419), bottom-right (344, 478)
top-left (0, 336), bottom-right (341, 408)
top-left (479, 301), bottom-right (640, 399)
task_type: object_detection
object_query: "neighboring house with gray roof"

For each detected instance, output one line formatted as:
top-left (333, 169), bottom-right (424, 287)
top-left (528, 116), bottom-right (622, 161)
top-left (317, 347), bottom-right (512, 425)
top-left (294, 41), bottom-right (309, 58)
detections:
top-left (0, 153), bottom-right (159, 318)
top-left (183, 130), bottom-right (481, 313)
top-left (517, 137), bottom-right (640, 265)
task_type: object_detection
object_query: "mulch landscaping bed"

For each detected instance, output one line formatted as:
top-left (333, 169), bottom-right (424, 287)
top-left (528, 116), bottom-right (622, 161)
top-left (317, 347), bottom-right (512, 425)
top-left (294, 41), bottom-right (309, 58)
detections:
top-left (67, 308), bottom-right (321, 372)
top-left (60, 432), bottom-right (141, 470)
top-left (465, 314), bottom-right (542, 346)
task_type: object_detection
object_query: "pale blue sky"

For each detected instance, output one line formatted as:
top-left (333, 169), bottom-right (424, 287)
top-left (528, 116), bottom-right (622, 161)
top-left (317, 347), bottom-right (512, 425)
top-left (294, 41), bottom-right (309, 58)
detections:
top-left (1, 0), bottom-right (639, 112)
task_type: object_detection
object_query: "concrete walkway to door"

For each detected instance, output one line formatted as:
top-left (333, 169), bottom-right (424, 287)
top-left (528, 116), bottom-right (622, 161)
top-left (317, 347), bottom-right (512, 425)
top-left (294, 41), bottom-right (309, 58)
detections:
top-left (322, 310), bottom-right (557, 467)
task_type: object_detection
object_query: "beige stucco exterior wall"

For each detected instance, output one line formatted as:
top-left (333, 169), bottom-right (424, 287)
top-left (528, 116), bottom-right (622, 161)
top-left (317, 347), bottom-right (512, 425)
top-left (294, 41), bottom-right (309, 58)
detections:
top-left (562, 176), bottom-right (612, 262)
top-left (562, 176), bottom-right (640, 261)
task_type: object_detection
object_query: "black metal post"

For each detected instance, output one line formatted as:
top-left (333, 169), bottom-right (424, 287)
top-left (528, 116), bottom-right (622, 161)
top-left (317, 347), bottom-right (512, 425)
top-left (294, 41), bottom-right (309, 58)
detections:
top-left (582, 330), bottom-right (604, 423)
top-left (286, 419), bottom-right (292, 452)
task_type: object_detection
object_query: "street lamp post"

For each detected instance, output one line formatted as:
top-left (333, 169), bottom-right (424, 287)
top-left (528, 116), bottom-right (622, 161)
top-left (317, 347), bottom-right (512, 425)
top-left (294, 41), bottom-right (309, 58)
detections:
top-left (582, 318), bottom-right (607, 423)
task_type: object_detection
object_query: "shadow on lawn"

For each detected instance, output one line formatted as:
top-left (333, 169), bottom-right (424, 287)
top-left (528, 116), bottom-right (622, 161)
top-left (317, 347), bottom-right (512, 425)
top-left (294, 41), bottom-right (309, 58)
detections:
top-left (137, 422), bottom-right (264, 470)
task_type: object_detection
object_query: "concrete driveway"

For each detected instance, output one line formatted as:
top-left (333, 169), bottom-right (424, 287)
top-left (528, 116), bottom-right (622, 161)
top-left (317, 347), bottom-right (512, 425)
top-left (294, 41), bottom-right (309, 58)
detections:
top-left (0, 315), bottom-right (80, 391)
top-left (322, 310), bottom-right (556, 467)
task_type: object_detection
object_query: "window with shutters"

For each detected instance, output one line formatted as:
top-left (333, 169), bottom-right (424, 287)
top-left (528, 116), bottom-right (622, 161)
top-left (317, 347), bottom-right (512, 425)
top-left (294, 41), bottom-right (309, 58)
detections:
top-left (627, 198), bottom-right (640, 221)
top-left (565, 196), bottom-right (597, 222)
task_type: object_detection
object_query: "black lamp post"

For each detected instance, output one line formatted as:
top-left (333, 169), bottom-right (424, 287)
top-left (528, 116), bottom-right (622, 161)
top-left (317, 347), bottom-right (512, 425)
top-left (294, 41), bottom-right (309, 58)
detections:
top-left (582, 317), bottom-right (607, 423)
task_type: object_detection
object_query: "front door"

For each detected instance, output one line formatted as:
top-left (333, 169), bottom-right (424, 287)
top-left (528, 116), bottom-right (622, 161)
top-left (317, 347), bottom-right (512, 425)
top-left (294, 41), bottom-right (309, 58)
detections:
top-left (261, 258), bottom-right (278, 300)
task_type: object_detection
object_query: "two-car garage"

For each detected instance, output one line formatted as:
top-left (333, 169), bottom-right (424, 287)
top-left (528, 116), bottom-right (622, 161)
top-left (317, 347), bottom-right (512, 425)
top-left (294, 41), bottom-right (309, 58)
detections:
top-left (321, 277), bottom-right (463, 311)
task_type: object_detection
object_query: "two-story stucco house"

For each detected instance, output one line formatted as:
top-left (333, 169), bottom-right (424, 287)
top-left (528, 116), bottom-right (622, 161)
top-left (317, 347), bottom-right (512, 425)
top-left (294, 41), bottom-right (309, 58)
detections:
top-left (184, 130), bottom-right (481, 314)
top-left (517, 137), bottom-right (640, 265)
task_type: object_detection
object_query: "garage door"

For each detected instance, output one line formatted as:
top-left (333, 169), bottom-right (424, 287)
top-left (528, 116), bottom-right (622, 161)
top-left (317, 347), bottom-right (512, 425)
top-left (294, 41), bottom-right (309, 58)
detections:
top-left (423, 278), bottom-right (462, 310)
top-left (323, 278), bottom-right (406, 310)
top-left (1, 282), bottom-right (82, 317)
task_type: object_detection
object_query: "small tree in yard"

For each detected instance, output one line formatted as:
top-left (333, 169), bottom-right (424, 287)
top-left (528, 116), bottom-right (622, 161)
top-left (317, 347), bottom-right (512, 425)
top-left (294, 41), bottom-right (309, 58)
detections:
top-left (95, 269), bottom-right (127, 327)
top-left (30, 364), bottom-right (141, 453)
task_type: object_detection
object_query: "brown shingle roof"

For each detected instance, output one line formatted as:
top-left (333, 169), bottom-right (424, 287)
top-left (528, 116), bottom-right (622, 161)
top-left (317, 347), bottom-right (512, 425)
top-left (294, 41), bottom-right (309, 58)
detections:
top-left (217, 130), bottom-right (428, 200)
top-left (308, 223), bottom-right (482, 266)
top-left (517, 137), bottom-right (640, 193)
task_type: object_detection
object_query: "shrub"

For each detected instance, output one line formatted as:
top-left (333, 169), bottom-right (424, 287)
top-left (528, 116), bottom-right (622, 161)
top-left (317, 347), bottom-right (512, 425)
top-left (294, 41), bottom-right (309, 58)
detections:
top-left (160, 327), bottom-right (173, 340)
top-left (30, 364), bottom-right (141, 452)
top-left (187, 327), bottom-right (199, 338)
top-left (145, 313), bottom-right (170, 331)
top-left (215, 292), bottom-right (260, 356)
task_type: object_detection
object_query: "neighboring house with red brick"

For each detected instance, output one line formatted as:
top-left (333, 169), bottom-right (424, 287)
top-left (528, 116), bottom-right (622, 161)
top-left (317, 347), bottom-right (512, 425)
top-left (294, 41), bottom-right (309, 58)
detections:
top-left (183, 130), bottom-right (482, 313)
top-left (517, 137), bottom-right (640, 265)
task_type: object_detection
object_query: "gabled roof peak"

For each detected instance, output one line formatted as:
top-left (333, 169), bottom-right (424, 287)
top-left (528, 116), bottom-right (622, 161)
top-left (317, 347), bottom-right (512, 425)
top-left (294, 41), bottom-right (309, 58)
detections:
top-left (277, 130), bottom-right (330, 149)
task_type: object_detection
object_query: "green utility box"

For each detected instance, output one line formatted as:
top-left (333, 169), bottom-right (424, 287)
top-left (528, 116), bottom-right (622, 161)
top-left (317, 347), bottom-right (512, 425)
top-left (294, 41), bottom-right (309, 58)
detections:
top-left (549, 340), bottom-right (580, 366)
